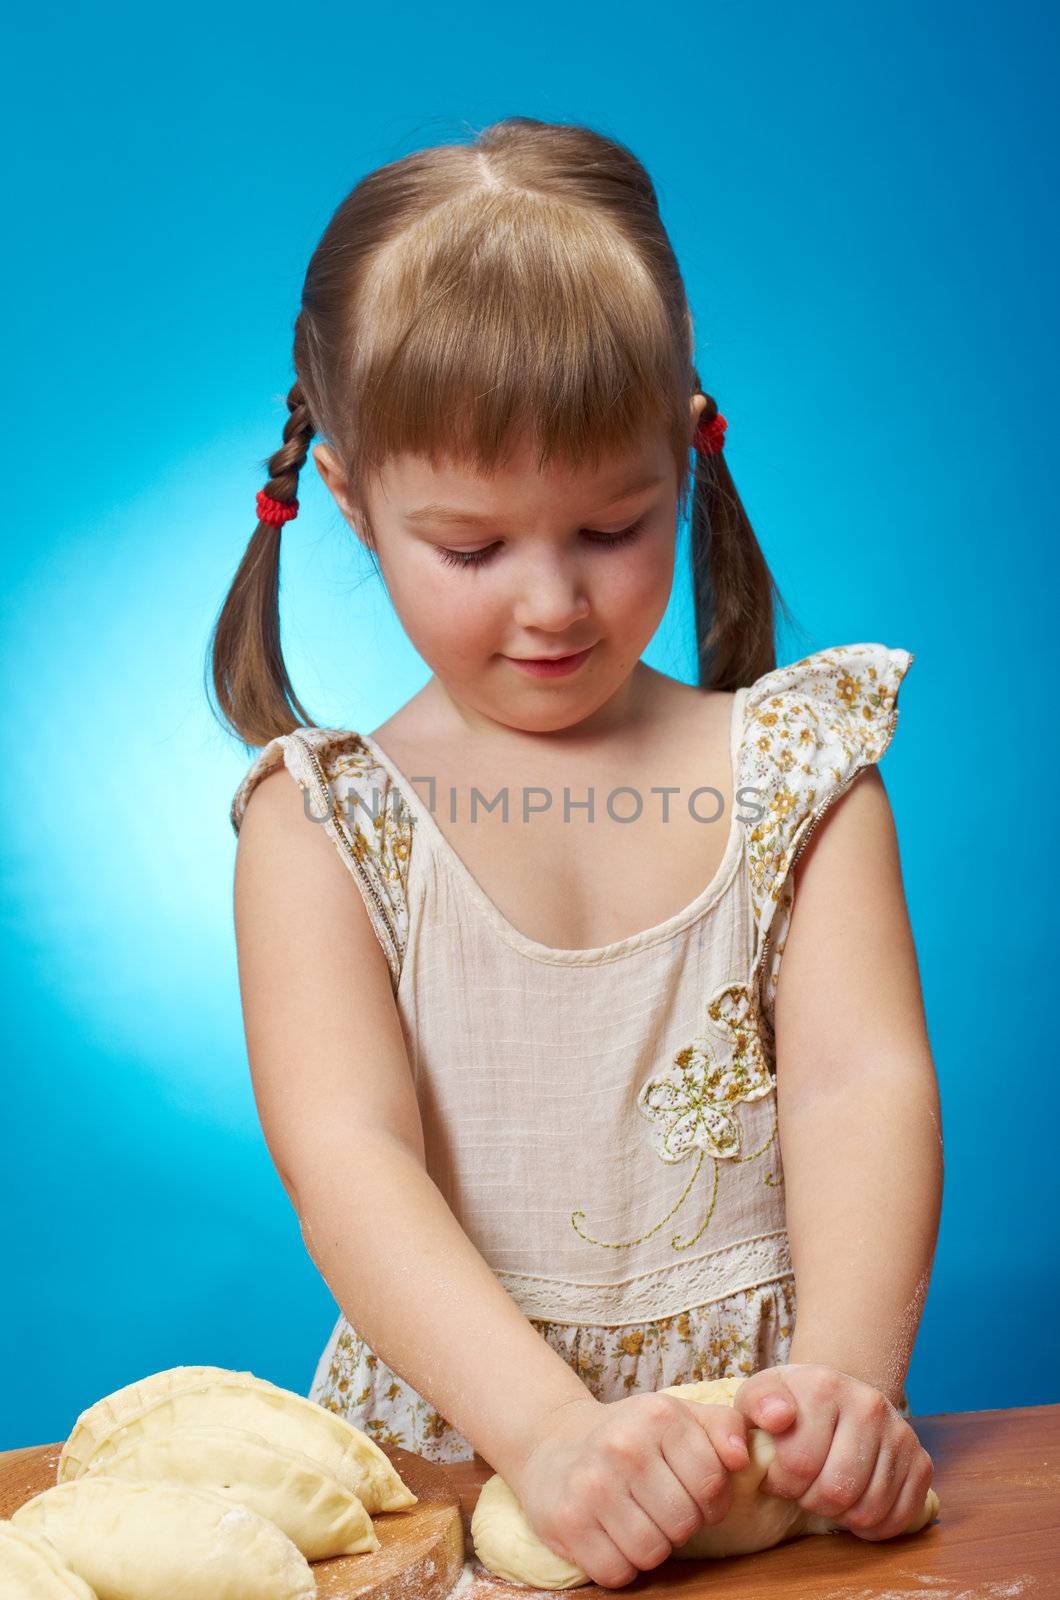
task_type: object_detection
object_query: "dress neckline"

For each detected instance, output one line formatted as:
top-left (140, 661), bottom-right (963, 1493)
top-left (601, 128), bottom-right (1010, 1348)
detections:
top-left (360, 686), bottom-right (749, 966)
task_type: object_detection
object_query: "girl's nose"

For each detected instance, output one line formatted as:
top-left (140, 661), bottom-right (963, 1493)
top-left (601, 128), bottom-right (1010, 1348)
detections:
top-left (510, 563), bottom-right (592, 632)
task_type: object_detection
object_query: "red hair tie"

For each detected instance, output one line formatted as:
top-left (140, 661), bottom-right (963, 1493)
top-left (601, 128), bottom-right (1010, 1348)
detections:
top-left (256, 488), bottom-right (299, 527)
top-left (693, 413), bottom-right (728, 455)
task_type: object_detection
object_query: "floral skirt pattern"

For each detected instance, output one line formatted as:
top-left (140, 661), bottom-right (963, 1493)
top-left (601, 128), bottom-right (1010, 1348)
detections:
top-left (307, 1273), bottom-right (915, 1465)
top-left (305, 1275), bottom-right (907, 1463)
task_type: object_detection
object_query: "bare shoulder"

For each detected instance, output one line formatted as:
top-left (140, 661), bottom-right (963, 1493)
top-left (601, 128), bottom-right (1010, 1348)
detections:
top-left (233, 764), bottom-right (423, 1195)
top-left (789, 764), bottom-right (905, 949)
top-left (777, 764), bottom-right (934, 1092)
top-left (237, 762), bottom-right (339, 892)
top-left (792, 763), bottom-right (898, 895)
top-left (234, 761), bottom-right (390, 969)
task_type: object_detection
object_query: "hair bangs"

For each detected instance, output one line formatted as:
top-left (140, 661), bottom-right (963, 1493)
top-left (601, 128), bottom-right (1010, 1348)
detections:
top-left (342, 189), bottom-right (690, 490)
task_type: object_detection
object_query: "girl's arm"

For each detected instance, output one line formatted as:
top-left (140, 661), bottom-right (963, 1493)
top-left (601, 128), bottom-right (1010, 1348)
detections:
top-left (234, 769), bottom-right (590, 1478)
top-left (772, 765), bottom-right (943, 1406)
top-left (294, 1129), bottom-right (592, 1475)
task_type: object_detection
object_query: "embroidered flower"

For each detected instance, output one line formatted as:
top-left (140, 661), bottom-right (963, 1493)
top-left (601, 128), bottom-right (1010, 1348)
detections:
top-left (571, 983), bottom-right (780, 1256)
top-left (637, 983), bottom-right (775, 1162)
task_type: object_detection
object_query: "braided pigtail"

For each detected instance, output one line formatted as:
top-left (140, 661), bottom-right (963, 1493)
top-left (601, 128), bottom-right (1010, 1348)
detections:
top-left (206, 382), bottom-right (318, 748)
top-left (688, 381), bottom-right (796, 691)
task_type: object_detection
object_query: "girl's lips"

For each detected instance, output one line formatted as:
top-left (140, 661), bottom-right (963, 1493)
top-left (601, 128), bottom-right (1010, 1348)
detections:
top-left (503, 644), bottom-right (595, 678)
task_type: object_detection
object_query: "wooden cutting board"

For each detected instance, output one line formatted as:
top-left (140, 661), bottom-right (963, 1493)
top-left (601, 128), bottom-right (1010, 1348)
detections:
top-left (3, 1403), bottom-right (1058, 1597)
top-left (0, 1439), bottom-right (473, 1600)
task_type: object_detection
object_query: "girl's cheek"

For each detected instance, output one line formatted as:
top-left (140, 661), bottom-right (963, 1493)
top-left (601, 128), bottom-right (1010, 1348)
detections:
top-left (446, 583), bottom-right (501, 625)
top-left (410, 554), bottom-right (493, 623)
top-left (441, 595), bottom-right (506, 658)
top-left (602, 559), bottom-right (671, 624)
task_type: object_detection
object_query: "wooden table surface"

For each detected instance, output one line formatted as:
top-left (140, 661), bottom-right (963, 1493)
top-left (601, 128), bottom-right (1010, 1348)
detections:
top-left (2, 1403), bottom-right (1057, 1597)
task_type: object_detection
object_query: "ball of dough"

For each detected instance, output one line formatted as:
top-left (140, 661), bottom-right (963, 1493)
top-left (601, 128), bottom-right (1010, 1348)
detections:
top-left (471, 1374), bottom-right (940, 1587)
top-left (473, 1474), bottom-right (586, 1589)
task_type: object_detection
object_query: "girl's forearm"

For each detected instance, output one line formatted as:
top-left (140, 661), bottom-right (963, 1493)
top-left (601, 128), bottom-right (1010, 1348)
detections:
top-left (288, 1130), bottom-right (590, 1477)
top-left (780, 1064), bottom-right (943, 1406)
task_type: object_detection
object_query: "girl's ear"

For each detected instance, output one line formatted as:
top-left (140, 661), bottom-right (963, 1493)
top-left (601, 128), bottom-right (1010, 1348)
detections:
top-left (312, 443), bottom-right (367, 540)
top-left (689, 391), bottom-right (708, 439)
top-left (312, 443), bottom-right (351, 512)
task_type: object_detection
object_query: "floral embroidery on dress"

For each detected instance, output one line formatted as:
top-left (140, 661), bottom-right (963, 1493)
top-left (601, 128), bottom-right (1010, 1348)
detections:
top-left (570, 981), bottom-right (781, 1254)
top-left (736, 643), bottom-right (914, 1031)
top-left (328, 736), bottom-right (415, 903)
top-left (639, 983), bottom-right (775, 1162)
top-left (230, 726), bottom-right (414, 988)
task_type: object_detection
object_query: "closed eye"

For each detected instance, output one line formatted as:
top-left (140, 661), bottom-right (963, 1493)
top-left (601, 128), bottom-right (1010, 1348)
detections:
top-left (436, 518), bottom-right (647, 571)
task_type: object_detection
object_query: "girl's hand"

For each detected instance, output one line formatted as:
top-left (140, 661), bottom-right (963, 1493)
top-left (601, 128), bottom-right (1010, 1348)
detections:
top-left (509, 1391), bottom-right (752, 1589)
top-left (732, 1363), bottom-right (936, 1542)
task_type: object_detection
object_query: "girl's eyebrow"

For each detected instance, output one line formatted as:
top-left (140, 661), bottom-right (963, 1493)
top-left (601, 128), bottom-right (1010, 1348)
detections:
top-left (403, 469), bottom-right (665, 528)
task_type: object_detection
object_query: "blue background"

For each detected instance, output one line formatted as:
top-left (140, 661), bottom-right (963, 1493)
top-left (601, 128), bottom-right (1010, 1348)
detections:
top-left (3, 0), bottom-right (1056, 1450)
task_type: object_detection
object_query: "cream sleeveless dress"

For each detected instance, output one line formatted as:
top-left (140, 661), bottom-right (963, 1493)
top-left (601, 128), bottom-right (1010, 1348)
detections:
top-left (230, 641), bottom-right (915, 1460)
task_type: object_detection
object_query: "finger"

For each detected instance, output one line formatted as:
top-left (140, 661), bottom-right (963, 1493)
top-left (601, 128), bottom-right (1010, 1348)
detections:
top-left (595, 1491), bottom-right (677, 1574)
top-left (851, 1443), bottom-right (934, 1543)
top-left (658, 1416), bottom-right (737, 1528)
top-left (796, 1400), bottom-right (882, 1522)
top-left (732, 1372), bottom-right (798, 1435)
top-left (761, 1388), bottom-right (840, 1501)
top-left (563, 1518), bottom-right (640, 1589)
top-left (688, 1402), bottom-right (750, 1473)
top-left (618, 1419), bottom-right (722, 1545)
top-left (626, 1455), bottom-right (718, 1549)
top-left (840, 1430), bottom-right (907, 1539)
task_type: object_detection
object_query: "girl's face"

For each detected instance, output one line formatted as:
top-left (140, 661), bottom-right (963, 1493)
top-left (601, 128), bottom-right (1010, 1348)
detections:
top-left (313, 396), bottom-right (707, 739)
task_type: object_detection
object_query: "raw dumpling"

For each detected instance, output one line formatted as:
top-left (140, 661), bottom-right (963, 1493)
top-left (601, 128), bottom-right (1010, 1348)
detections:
top-left (12, 1474), bottom-right (316, 1600)
top-left (58, 1364), bottom-right (415, 1514)
top-left (57, 1365), bottom-right (239, 1474)
top-left (470, 1375), bottom-right (941, 1587)
top-left (0, 1522), bottom-right (98, 1599)
top-left (90, 1423), bottom-right (381, 1560)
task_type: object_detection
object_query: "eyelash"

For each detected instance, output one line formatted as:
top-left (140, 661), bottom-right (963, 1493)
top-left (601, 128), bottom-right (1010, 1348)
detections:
top-left (436, 518), bottom-right (647, 570)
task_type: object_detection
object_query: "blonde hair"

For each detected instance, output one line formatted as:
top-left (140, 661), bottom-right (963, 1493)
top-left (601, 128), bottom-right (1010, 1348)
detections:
top-left (207, 116), bottom-right (794, 748)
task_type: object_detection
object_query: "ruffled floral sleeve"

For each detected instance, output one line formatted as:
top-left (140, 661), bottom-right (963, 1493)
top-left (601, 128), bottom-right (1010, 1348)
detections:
top-left (229, 727), bottom-right (413, 989)
top-left (736, 643), bottom-right (915, 1052)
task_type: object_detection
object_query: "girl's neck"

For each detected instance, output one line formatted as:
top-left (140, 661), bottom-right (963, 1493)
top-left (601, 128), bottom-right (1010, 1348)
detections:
top-left (413, 659), bottom-right (667, 760)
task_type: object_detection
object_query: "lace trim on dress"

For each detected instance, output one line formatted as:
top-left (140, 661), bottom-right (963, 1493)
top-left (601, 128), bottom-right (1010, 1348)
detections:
top-left (492, 1228), bottom-right (794, 1325)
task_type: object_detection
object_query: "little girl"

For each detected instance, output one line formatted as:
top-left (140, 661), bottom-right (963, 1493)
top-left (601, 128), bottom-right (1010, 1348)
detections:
top-left (216, 117), bottom-right (942, 1586)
